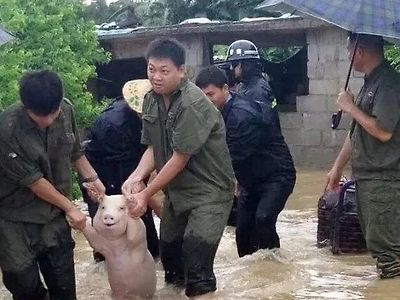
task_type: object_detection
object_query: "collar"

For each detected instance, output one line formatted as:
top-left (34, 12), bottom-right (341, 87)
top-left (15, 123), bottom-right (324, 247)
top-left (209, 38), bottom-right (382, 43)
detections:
top-left (19, 103), bottom-right (65, 131)
top-left (221, 93), bottom-right (235, 121)
top-left (20, 105), bottom-right (39, 131)
top-left (364, 61), bottom-right (387, 84)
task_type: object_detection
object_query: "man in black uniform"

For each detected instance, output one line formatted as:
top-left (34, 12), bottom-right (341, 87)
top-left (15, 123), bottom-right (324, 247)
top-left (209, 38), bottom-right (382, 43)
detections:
top-left (196, 59), bottom-right (296, 257)
top-left (81, 80), bottom-right (159, 260)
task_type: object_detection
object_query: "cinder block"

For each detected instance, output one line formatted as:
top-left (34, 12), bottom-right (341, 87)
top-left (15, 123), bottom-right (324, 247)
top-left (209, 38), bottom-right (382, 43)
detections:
top-left (307, 62), bottom-right (324, 79)
top-left (309, 79), bottom-right (339, 95)
top-left (303, 112), bottom-right (332, 130)
top-left (282, 128), bottom-right (303, 145)
top-left (283, 128), bottom-right (322, 146)
top-left (279, 112), bottom-right (302, 129)
top-left (297, 95), bottom-right (328, 112)
top-left (322, 130), bottom-right (348, 148)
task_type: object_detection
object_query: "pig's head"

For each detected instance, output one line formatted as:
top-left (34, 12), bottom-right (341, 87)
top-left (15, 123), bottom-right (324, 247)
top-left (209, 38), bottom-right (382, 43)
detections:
top-left (93, 195), bottom-right (128, 240)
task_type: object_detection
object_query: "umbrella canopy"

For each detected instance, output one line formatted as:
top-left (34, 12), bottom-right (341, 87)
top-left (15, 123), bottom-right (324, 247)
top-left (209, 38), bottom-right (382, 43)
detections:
top-left (257, 0), bottom-right (400, 40)
top-left (257, 0), bottom-right (400, 129)
top-left (0, 25), bottom-right (15, 46)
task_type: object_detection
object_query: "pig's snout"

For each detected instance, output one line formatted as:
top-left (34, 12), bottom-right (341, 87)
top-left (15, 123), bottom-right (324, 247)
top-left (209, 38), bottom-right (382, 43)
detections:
top-left (103, 214), bottom-right (116, 226)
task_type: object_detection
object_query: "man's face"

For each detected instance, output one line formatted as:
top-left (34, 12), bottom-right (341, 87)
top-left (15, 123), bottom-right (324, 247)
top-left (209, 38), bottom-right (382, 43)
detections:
top-left (27, 107), bottom-right (61, 129)
top-left (230, 62), bottom-right (242, 80)
top-left (201, 84), bottom-right (229, 110)
top-left (346, 38), bottom-right (362, 72)
top-left (147, 57), bottom-right (185, 96)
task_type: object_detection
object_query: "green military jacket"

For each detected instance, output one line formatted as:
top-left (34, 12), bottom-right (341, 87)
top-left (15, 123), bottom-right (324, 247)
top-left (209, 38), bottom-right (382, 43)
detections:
top-left (0, 99), bottom-right (83, 223)
top-left (141, 79), bottom-right (235, 214)
top-left (350, 62), bottom-right (400, 180)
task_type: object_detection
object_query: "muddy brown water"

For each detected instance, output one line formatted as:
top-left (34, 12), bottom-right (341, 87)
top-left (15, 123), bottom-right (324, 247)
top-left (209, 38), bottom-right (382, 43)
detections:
top-left (1, 170), bottom-right (399, 299)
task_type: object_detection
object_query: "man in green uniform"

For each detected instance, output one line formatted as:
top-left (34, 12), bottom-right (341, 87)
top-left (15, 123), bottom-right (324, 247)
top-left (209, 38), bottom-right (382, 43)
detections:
top-left (122, 38), bottom-right (235, 297)
top-left (325, 33), bottom-right (400, 278)
top-left (0, 70), bottom-right (105, 299)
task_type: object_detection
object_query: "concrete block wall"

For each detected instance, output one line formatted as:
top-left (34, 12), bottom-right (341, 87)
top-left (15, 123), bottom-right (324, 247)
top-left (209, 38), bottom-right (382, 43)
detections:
top-left (280, 28), bottom-right (364, 169)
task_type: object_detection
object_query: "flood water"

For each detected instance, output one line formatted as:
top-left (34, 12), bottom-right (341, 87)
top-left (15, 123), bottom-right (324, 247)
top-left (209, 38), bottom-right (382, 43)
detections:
top-left (1, 170), bottom-right (400, 299)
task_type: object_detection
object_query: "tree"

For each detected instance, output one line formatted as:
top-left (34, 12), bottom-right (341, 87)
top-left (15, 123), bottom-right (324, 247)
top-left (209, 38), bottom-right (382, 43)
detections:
top-left (0, 0), bottom-right (110, 128)
top-left (386, 45), bottom-right (400, 71)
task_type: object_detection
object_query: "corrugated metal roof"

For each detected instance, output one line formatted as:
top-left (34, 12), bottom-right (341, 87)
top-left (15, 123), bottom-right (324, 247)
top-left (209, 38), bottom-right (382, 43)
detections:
top-left (97, 15), bottom-right (330, 41)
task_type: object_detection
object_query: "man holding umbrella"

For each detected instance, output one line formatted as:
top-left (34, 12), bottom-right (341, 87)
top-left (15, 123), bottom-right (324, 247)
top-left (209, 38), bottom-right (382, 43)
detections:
top-left (325, 33), bottom-right (400, 279)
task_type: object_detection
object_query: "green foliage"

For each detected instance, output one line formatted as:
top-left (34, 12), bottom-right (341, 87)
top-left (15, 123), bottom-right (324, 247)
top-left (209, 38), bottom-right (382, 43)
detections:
top-left (84, 0), bottom-right (274, 26)
top-left (385, 45), bottom-right (400, 71)
top-left (260, 46), bottom-right (303, 63)
top-left (0, 0), bottom-right (110, 128)
top-left (72, 171), bottom-right (83, 201)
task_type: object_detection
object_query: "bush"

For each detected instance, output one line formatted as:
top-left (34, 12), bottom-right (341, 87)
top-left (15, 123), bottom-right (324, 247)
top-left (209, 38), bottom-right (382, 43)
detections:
top-left (0, 0), bottom-right (110, 128)
top-left (386, 45), bottom-right (400, 71)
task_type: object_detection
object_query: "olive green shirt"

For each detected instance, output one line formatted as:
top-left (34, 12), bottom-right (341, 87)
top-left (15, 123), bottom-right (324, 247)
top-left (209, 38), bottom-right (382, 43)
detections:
top-left (141, 79), bottom-right (235, 214)
top-left (350, 62), bottom-right (400, 180)
top-left (0, 99), bottom-right (83, 223)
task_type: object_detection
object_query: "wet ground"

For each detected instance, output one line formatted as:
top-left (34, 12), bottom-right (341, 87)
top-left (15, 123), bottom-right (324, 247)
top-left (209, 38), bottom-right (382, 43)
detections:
top-left (1, 170), bottom-right (400, 299)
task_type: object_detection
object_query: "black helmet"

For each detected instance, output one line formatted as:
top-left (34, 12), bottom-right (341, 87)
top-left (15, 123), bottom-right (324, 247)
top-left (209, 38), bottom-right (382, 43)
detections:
top-left (225, 40), bottom-right (260, 62)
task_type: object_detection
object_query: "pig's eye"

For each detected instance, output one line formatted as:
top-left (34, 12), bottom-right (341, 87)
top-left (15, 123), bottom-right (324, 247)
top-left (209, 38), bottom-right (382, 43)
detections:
top-left (101, 206), bottom-right (105, 210)
top-left (119, 206), bottom-right (125, 210)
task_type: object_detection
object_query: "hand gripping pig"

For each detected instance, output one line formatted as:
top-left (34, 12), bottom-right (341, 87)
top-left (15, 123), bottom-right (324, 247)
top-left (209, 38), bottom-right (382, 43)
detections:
top-left (82, 195), bottom-right (157, 299)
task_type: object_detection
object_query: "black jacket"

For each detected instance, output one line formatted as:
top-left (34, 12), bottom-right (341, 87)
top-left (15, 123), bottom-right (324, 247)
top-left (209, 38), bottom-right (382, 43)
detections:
top-left (84, 98), bottom-right (145, 194)
top-left (222, 75), bottom-right (295, 189)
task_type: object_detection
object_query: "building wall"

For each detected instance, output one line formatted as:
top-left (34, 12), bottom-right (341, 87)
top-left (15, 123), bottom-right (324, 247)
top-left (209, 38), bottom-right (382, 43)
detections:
top-left (105, 34), bottom-right (207, 80)
top-left (100, 26), bottom-right (363, 169)
top-left (280, 27), bottom-right (364, 169)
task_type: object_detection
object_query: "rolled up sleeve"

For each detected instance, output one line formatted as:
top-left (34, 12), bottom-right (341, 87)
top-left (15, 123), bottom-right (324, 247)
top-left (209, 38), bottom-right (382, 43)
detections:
top-left (372, 85), bottom-right (400, 133)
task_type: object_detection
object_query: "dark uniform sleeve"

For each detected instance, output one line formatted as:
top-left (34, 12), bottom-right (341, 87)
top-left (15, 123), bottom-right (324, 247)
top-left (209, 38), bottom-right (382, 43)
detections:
top-left (372, 85), bottom-right (400, 133)
top-left (172, 99), bottom-right (218, 155)
top-left (225, 108), bottom-right (260, 162)
top-left (0, 138), bottom-right (43, 186)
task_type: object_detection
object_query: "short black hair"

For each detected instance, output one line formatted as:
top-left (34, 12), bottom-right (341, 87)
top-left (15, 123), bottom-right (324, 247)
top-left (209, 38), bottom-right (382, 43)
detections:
top-left (19, 70), bottom-right (64, 116)
top-left (348, 32), bottom-right (384, 51)
top-left (195, 66), bottom-right (228, 89)
top-left (145, 38), bottom-right (186, 68)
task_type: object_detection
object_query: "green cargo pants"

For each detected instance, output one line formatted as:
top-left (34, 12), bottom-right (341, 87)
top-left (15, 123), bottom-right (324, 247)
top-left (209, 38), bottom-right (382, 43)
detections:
top-left (356, 179), bottom-right (400, 278)
top-left (160, 198), bottom-right (232, 297)
top-left (0, 216), bottom-right (76, 300)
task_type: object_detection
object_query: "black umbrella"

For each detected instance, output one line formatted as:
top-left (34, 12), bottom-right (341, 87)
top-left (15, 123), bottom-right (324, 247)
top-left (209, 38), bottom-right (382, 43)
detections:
top-left (257, 0), bottom-right (400, 129)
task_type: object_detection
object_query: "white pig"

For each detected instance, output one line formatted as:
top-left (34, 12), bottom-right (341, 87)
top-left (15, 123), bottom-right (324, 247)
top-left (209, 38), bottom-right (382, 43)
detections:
top-left (82, 194), bottom-right (157, 299)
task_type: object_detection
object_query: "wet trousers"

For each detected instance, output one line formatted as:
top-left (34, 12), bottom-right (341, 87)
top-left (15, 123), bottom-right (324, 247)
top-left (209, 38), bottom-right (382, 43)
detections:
top-left (236, 176), bottom-right (295, 257)
top-left (160, 200), bottom-right (232, 297)
top-left (0, 217), bottom-right (76, 300)
top-left (356, 179), bottom-right (400, 278)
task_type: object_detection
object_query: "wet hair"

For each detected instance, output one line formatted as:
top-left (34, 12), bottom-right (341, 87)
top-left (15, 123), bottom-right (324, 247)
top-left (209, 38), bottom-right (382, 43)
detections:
top-left (145, 38), bottom-right (186, 68)
top-left (19, 70), bottom-right (64, 116)
top-left (348, 32), bottom-right (384, 52)
top-left (239, 59), bottom-right (263, 81)
top-left (195, 66), bottom-right (228, 89)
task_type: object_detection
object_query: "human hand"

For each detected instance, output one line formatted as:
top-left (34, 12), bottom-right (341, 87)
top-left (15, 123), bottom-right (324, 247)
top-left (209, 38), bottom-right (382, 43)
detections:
top-left (66, 206), bottom-right (87, 230)
top-left (337, 88), bottom-right (355, 113)
top-left (83, 179), bottom-right (105, 202)
top-left (126, 191), bottom-right (149, 218)
top-left (324, 167), bottom-right (342, 192)
top-left (122, 177), bottom-right (146, 198)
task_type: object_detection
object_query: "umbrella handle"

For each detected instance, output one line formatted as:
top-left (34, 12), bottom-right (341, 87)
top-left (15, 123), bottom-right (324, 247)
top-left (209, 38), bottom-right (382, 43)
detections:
top-left (331, 35), bottom-right (359, 130)
top-left (331, 110), bottom-right (343, 129)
